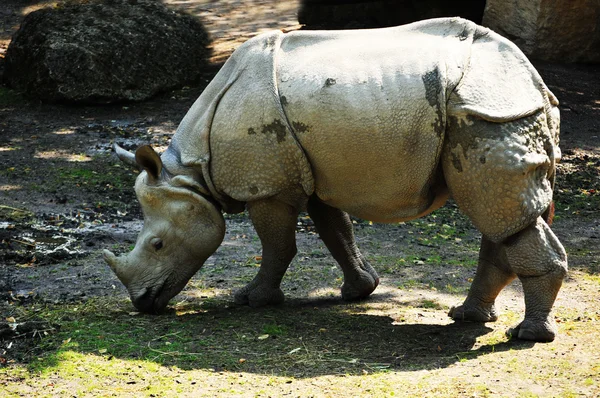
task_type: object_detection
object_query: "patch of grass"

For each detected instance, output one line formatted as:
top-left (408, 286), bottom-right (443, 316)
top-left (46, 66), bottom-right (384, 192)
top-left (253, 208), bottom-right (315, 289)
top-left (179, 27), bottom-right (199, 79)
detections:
top-left (62, 168), bottom-right (95, 180)
top-left (261, 323), bottom-right (286, 336)
top-left (438, 283), bottom-right (469, 295)
top-left (568, 248), bottom-right (600, 274)
top-left (554, 194), bottom-right (600, 217)
top-left (476, 329), bottom-right (509, 347)
top-left (56, 167), bottom-right (128, 188)
top-left (16, 299), bottom-right (243, 372)
top-left (584, 378), bottom-right (595, 387)
top-left (555, 153), bottom-right (600, 218)
top-left (0, 204), bottom-right (35, 223)
top-left (397, 279), bottom-right (420, 290)
top-left (445, 257), bottom-right (479, 268)
top-left (36, 161), bottom-right (136, 196)
top-left (419, 299), bottom-right (443, 310)
top-left (374, 254), bottom-right (478, 275)
top-left (582, 273), bottom-right (600, 284)
top-left (370, 255), bottom-right (420, 271)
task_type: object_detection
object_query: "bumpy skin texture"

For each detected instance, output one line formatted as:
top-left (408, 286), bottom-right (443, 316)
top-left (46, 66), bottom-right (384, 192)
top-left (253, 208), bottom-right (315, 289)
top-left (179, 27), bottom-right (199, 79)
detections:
top-left (443, 112), bottom-right (555, 241)
top-left (111, 18), bottom-right (567, 342)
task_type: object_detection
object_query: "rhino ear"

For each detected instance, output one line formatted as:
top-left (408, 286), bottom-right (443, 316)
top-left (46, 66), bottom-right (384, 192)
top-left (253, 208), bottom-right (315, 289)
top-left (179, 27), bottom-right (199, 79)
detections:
top-left (135, 145), bottom-right (162, 180)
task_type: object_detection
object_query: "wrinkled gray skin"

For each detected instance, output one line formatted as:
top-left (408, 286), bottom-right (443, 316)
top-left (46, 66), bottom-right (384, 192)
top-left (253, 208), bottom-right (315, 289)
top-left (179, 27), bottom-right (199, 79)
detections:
top-left (104, 18), bottom-right (567, 342)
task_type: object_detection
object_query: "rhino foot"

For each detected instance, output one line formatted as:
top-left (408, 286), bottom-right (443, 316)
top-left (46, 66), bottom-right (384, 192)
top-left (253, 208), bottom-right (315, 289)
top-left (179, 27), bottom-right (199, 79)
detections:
top-left (341, 258), bottom-right (379, 301)
top-left (234, 281), bottom-right (285, 308)
top-left (448, 301), bottom-right (498, 323)
top-left (506, 318), bottom-right (557, 343)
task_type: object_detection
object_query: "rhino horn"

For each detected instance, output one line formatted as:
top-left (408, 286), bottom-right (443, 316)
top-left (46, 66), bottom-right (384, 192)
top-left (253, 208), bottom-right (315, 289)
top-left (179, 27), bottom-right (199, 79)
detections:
top-left (103, 249), bottom-right (132, 285)
top-left (113, 143), bottom-right (138, 168)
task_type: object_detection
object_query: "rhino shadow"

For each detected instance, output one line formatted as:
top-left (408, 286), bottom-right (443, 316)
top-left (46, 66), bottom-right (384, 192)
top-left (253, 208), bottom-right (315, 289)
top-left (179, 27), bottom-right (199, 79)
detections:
top-left (148, 298), bottom-right (535, 375)
top-left (31, 294), bottom-right (534, 378)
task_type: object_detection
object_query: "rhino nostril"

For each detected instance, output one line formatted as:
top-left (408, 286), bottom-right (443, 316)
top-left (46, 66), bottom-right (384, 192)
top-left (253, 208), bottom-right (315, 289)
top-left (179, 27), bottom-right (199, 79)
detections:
top-left (131, 287), bottom-right (156, 313)
top-left (136, 287), bottom-right (152, 301)
top-left (131, 280), bottom-right (168, 314)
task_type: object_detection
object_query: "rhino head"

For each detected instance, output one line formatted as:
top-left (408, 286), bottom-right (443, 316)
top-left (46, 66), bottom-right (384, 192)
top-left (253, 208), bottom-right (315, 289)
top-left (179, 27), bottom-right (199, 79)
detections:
top-left (103, 145), bottom-right (225, 313)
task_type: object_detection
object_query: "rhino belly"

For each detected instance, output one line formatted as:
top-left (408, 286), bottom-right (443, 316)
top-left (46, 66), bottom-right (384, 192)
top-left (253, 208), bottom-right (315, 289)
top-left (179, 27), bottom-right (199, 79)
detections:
top-left (303, 126), bottom-right (446, 223)
top-left (313, 165), bottom-right (446, 223)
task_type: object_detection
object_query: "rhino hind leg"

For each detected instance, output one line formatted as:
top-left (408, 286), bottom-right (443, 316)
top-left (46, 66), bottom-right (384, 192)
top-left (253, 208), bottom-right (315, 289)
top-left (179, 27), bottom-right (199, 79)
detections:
top-left (443, 111), bottom-right (567, 341)
top-left (503, 217), bottom-right (567, 342)
top-left (450, 217), bottom-right (567, 342)
top-left (307, 196), bottom-right (379, 301)
top-left (234, 198), bottom-right (299, 307)
top-left (449, 237), bottom-right (516, 322)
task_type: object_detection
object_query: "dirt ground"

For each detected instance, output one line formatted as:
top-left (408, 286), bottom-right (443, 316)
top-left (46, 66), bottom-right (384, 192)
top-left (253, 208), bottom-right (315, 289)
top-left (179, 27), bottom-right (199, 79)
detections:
top-left (0, 0), bottom-right (599, 396)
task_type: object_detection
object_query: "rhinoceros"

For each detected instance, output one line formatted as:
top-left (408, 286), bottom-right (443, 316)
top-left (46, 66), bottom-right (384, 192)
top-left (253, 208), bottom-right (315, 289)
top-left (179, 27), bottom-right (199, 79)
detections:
top-left (103, 17), bottom-right (567, 342)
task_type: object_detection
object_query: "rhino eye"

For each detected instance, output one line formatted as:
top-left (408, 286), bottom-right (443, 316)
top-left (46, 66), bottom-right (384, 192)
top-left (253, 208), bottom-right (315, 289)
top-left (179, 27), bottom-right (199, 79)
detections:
top-left (151, 239), bottom-right (163, 251)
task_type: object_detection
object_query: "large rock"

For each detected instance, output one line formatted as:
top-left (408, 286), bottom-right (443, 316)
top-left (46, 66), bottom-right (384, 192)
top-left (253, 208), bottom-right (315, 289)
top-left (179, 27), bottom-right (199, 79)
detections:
top-left (298, 0), bottom-right (486, 29)
top-left (3, 0), bottom-right (211, 103)
top-left (483, 0), bottom-right (600, 63)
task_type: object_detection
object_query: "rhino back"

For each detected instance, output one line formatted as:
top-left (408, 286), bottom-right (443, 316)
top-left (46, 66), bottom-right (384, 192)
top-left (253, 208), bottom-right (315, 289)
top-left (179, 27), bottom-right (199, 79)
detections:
top-left (277, 19), bottom-right (474, 222)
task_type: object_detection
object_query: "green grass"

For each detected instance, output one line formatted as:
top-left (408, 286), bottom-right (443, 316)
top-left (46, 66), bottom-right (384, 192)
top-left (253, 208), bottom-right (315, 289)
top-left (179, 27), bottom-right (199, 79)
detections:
top-left (0, 204), bottom-right (35, 222)
top-left (419, 299), bottom-right (443, 310)
top-left (555, 155), bottom-right (600, 218)
top-left (397, 279), bottom-right (420, 290)
top-left (2, 278), bottom-right (599, 397)
top-left (0, 161), bottom-right (136, 206)
top-left (55, 163), bottom-right (133, 190)
top-left (262, 323), bottom-right (286, 336)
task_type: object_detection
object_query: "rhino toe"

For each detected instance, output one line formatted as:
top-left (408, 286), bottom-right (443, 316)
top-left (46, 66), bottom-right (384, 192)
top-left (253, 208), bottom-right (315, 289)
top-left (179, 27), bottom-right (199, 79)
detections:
top-left (341, 270), bottom-right (379, 301)
top-left (506, 319), bottom-right (557, 343)
top-left (234, 282), bottom-right (285, 307)
top-left (448, 302), bottom-right (498, 323)
top-left (341, 255), bottom-right (379, 301)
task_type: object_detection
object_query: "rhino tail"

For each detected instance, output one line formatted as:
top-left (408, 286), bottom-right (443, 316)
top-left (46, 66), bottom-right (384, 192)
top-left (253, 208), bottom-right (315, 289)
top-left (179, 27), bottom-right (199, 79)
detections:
top-left (542, 201), bottom-right (555, 227)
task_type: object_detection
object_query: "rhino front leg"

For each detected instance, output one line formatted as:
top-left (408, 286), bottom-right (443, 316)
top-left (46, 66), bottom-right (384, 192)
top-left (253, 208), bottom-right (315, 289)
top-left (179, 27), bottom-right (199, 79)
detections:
top-left (234, 198), bottom-right (299, 307)
top-left (449, 237), bottom-right (516, 322)
top-left (307, 196), bottom-right (379, 301)
top-left (504, 217), bottom-right (567, 342)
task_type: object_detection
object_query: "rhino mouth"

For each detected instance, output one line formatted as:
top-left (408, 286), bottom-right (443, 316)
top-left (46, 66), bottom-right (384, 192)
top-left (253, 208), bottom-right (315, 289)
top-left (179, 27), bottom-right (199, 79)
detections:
top-left (131, 282), bottom-right (169, 314)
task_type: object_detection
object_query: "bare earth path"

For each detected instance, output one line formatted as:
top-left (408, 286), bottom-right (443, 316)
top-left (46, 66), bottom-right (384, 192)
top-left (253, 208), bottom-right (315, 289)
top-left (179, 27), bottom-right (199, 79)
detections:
top-left (0, 1), bottom-right (599, 396)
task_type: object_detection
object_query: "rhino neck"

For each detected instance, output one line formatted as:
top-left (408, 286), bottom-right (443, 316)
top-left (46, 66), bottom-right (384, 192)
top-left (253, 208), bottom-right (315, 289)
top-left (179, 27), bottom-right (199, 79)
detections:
top-left (161, 146), bottom-right (246, 214)
top-left (161, 146), bottom-right (197, 178)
